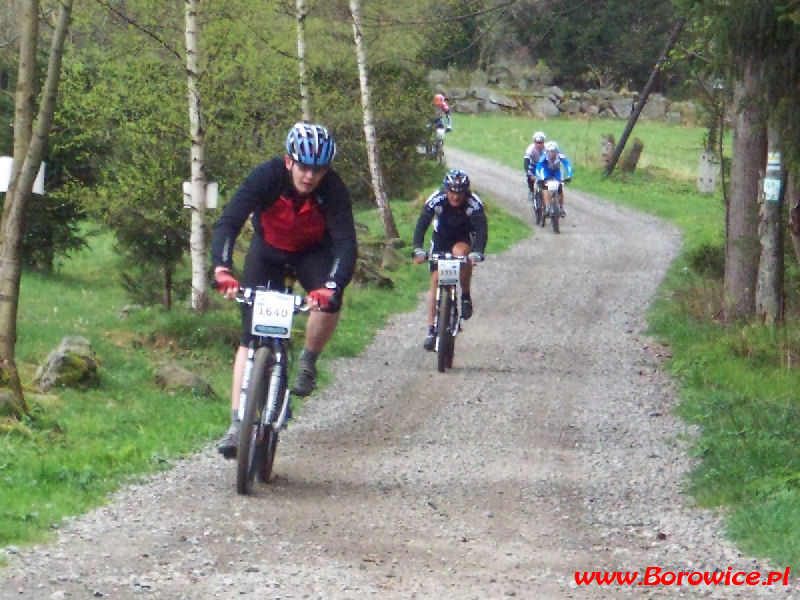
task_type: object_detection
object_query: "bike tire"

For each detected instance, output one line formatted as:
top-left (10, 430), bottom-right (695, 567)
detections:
top-left (236, 346), bottom-right (272, 495)
top-left (436, 141), bottom-right (445, 167)
top-left (447, 297), bottom-right (457, 369)
top-left (437, 290), bottom-right (454, 373)
top-left (258, 427), bottom-right (278, 484)
top-left (257, 351), bottom-right (288, 484)
top-left (552, 213), bottom-right (560, 234)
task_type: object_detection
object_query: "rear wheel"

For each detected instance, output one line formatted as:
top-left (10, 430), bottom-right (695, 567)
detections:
top-left (437, 290), bottom-right (454, 373)
top-left (237, 347), bottom-right (272, 495)
top-left (435, 141), bottom-right (445, 166)
top-left (552, 194), bottom-right (561, 234)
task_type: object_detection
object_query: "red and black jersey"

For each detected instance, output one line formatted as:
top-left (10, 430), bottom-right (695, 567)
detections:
top-left (211, 157), bottom-right (357, 288)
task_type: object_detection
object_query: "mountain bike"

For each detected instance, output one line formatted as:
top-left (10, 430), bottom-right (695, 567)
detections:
top-left (429, 253), bottom-right (469, 373)
top-left (425, 121), bottom-right (448, 167)
top-left (540, 179), bottom-right (565, 234)
top-left (528, 183), bottom-right (544, 226)
top-left (232, 272), bottom-right (308, 495)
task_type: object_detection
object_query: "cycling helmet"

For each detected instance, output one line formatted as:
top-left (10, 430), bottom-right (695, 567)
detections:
top-left (544, 141), bottom-right (558, 153)
top-left (285, 122), bottom-right (336, 166)
top-left (443, 168), bottom-right (470, 193)
top-left (532, 131), bottom-right (546, 143)
top-left (433, 93), bottom-right (446, 107)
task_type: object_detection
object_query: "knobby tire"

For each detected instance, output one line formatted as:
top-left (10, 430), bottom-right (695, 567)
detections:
top-left (437, 289), bottom-right (454, 373)
top-left (552, 194), bottom-right (561, 234)
top-left (258, 352), bottom-right (288, 484)
top-left (237, 347), bottom-right (272, 495)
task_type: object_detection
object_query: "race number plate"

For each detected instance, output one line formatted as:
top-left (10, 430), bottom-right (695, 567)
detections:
top-left (437, 259), bottom-right (461, 286)
top-left (251, 290), bottom-right (294, 338)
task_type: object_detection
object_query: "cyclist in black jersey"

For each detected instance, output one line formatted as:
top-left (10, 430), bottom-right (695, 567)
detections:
top-left (412, 169), bottom-right (488, 351)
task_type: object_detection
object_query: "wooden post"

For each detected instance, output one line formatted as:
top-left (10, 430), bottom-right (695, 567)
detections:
top-left (620, 138), bottom-right (644, 173)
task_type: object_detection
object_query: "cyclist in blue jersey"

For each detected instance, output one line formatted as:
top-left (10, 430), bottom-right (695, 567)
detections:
top-left (534, 141), bottom-right (573, 217)
top-left (412, 169), bottom-right (488, 351)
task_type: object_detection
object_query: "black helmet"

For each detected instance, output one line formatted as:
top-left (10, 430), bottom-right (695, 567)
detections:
top-left (443, 168), bottom-right (470, 193)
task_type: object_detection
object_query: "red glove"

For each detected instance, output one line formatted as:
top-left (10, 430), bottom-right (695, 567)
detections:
top-left (308, 287), bottom-right (335, 310)
top-left (214, 269), bottom-right (239, 295)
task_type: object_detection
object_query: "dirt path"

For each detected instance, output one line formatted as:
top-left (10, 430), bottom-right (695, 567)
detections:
top-left (2, 150), bottom-right (795, 599)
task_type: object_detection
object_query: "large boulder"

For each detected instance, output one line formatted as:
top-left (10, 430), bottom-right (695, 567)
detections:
top-left (641, 93), bottom-right (669, 120)
top-left (531, 98), bottom-right (560, 119)
top-left (155, 363), bottom-right (215, 397)
top-left (34, 336), bottom-right (99, 392)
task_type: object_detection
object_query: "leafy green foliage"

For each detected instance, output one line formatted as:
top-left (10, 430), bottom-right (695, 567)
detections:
top-left (533, 0), bottom-right (681, 90)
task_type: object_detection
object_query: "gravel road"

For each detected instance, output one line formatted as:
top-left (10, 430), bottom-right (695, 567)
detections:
top-left (3, 149), bottom-right (797, 599)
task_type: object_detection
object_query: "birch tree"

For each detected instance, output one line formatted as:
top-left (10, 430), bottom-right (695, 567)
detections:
top-left (755, 127), bottom-right (785, 325)
top-left (0, 0), bottom-right (74, 417)
top-left (348, 0), bottom-right (399, 240)
top-left (296, 0), bottom-right (311, 121)
top-left (185, 0), bottom-right (208, 312)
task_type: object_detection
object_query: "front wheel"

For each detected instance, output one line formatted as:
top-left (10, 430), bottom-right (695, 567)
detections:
top-left (237, 347), bottom-right (272, 495)
top-left (437, 290), bottom-right (454, 373)
top-left (552, 193), bottom-right (561, 234)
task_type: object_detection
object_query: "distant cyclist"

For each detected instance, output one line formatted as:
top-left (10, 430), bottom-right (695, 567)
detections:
top-left (210, 122), bottom-right (357, 459)
top-left (432, 93), bottom-right (453, 132)
top-left (412, 169), bottom-right (488, 351)
top-left (534, 141), bottom-right (573, 217)
top-left (523, 131), bottom-right (546, 187)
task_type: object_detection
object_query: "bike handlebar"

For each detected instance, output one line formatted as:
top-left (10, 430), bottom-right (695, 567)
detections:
top-left (233, 287), bottom-right (310, 314)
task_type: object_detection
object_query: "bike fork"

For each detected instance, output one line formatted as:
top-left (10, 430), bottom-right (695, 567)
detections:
top-left (264, 348), bottom-right (284, 424)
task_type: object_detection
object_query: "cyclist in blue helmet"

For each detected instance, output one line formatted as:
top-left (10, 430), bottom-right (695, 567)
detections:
top-left (412, 169), bottom-right (488, 351)
top-left (210, 122), bottom-right (357, 459)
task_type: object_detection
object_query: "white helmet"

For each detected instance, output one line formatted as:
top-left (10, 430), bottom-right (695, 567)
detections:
top-left (544, 141), bottom-right (558, 153)
top-left (532, 131), bottom-right (546, 143)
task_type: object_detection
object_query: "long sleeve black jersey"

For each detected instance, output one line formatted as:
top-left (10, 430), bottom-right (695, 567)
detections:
top-left (210, 156), bottom-right (358, 289)
top-left (412, 189), bottom-right (488, 253)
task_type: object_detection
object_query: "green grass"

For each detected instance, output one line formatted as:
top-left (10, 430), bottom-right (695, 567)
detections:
top-left (449, 113), bottom-right (800, 570)
top-left (0, 168), bottom-right (529, 547)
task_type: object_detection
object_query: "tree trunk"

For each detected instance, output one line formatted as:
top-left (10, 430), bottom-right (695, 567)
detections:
top-left (0, 0), bottom-right (73, 418)
top-left (348, 0), bottom-right (399, 240)
top-left (185, 0), bottom-right (208, 313)
top-left (724, 56), bottom-right (767, 321)
top-left (620, 138), bottom-right (644, 173)
top-left (788, 174), bottom-right (800, 265)
top-left (296, 0), bottom-right (311, 121)
top-left (605, 19), bottom-right (684, 176)
top-left (755, 128), bottom-right (784, 326)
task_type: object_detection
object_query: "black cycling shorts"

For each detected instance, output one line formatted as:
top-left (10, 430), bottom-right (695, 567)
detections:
top-left (428, 231), bottom-right (473, 272)
top-left (238, 237), bottom-right (342, 346)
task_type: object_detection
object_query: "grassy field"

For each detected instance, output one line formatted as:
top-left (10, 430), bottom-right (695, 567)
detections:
top-left (448, 113), bottom-right (800, 571)
top-left (0, 167), bottom-right (530, 549)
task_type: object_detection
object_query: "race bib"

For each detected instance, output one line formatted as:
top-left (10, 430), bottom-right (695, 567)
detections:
top-left (437, 259), bottom-right (461, 286)
top-left (251, 290), bottom-right (294, 338)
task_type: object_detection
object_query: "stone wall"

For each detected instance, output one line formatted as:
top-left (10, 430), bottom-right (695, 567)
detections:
top-left (430, 70), bottom-right (701, 126)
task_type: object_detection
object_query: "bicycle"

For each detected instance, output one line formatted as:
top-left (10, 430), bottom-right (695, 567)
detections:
top-left (528, 182), bottom-right (544, 226)
top-left (427, 253), bottom-right (470, 373)
top-left (229, 270), bottom-right (308, 495)
top-left (539, 179), bottom-right (566, 234)
top-left (425, 121), bottom-right (449, 167)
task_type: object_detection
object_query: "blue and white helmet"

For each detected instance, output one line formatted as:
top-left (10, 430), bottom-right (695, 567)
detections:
top-left (443, 168), bottom-right (470, 193)
top-left (285, 122), bottom-right (336, 166)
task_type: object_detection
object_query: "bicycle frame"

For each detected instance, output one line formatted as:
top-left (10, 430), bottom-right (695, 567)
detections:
top-left (429, 253), bottom-right (468, 372)
top-left (234, 276), bottom-right (308, 494)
